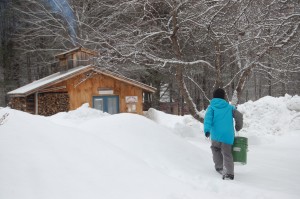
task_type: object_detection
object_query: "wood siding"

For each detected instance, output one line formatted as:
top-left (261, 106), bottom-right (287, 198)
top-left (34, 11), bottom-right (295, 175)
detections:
top-left (51, 70), bottom-right (144, 114)
top-left (57, 49), bottom-right (97, 71)
top-left (8, 47), bottom-right (155, 116)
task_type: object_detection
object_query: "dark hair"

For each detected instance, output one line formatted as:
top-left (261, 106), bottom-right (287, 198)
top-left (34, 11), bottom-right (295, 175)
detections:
top-left (213, 88), bottom-right (225, 99)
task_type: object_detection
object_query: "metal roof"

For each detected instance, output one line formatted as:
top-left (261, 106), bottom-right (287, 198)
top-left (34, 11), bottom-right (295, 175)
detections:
top-left (8, 65), bottom-right (156, 97)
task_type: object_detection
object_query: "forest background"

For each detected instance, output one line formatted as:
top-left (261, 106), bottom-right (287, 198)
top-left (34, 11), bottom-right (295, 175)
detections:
top-left (0, 0), bottom-right (299, 119)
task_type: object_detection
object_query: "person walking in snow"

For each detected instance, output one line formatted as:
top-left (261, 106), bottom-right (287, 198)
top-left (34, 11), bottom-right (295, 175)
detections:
top-left (204, 88), bottom-right (243, 180)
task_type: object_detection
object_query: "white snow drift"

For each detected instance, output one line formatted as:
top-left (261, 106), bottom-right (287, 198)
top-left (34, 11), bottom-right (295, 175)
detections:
top-left (0, 95), bottom-right (299, 199)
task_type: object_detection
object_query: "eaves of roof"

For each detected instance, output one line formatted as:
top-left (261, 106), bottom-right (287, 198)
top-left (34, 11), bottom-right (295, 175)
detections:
top-left (7, 65), bottom-right (156, 97)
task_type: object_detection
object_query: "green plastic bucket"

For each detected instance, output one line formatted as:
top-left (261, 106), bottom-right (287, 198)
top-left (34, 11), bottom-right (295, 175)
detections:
top-left (232, 136), bottom-right (248, 165)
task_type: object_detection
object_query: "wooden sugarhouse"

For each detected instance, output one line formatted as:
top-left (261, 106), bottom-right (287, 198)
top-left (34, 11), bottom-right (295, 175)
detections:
top-left (7, 47), bottom-right (156, 116)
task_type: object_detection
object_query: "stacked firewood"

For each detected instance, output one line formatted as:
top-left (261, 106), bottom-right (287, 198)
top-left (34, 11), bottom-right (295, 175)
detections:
top-left (38, 93), bottom-right (69, 116)
top-left (9, 97), bottom-right (27, 112)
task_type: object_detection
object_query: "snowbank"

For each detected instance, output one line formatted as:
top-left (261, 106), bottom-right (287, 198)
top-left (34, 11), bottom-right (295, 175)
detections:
top-left (1, 95), bottom-right (300, 199)
top-left (236, 95), bottom-right (300, 145)
top-left (145, 95), bottom-right (300, 144)
top-left (145, 108), bottom-right (202, 138)
top-left (0, 108), bottom-right (206, 199)
top-left (286, 95), bottom-right (300, 112)
top-left (48, 103), bottom-right (110, 127)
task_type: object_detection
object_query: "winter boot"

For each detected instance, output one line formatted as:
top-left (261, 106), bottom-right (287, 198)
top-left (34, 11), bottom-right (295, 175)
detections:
top-left (222, 174), bottom-right (234, 180)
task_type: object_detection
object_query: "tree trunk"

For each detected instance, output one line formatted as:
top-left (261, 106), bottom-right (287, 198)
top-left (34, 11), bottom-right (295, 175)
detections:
top-left (234, 66), bottom-right (252, 104)
top-left (170, 8), bottom-right (202, 121)
top-left (214, 40), bottom-right (223, 89)
top-left (175, 65), bottom-right (202, 120)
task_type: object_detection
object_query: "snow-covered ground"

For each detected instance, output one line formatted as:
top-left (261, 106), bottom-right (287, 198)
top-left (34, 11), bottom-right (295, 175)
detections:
top-left (0, 95), bottom-right (299, 199)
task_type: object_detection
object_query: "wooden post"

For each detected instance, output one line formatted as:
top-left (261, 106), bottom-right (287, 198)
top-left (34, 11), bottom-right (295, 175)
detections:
top-left (35, 92), bottom-right (38, 115)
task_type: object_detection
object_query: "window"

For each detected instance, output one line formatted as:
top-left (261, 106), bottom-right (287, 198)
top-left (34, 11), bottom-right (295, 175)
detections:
top-left (93, 96), bottom-right (119, 114)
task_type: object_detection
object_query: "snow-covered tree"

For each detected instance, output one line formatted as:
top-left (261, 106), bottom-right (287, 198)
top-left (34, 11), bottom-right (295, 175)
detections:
top-left (5, 0), bottom-right (300, 120)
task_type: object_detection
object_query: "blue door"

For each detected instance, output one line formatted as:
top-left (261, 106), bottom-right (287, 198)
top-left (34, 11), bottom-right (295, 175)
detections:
top-left (93, 96), bottom-right (119, 114)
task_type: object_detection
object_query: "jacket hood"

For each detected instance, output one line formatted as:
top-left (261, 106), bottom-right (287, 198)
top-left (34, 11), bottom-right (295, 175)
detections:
top-left (210, 98), bottom-right (229, 110)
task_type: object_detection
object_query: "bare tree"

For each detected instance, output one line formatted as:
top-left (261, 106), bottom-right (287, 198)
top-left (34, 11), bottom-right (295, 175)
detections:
top-left (8, 0), bottom-right (300, 120)
top-left (97, 0), bottom-right (300, 116)
top-left (222, 0), bottom-right (300, 104)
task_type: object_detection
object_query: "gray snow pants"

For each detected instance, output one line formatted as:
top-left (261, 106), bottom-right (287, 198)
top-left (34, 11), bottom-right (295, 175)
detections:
top-left (211, 140), bottom-right (234, 175)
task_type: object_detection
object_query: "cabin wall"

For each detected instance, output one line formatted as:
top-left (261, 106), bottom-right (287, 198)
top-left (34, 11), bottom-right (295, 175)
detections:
top-left (59, 51), bottom-right (96, 71)
top-left (52, 72), bottom-right (144, 114)
top-left (72, 51), bottom-right (95, 67)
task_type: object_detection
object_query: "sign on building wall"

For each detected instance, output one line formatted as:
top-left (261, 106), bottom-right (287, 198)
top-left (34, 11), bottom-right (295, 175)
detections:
top-left (125, 96), bottom-right (138, 103)
top-left (98, 88), bottom-right (114, 95)
top-left (125, 96), bottom-right (138, 113)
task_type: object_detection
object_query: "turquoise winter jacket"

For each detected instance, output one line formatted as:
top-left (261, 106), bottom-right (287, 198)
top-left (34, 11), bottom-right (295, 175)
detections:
top-left (204, 98), bottom-right (235, 145)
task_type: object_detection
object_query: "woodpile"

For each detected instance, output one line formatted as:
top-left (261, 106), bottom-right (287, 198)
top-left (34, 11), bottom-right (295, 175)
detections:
top-left (38, 93), bottom-right (69, 116)
top-left (9, 94), bottom-right (35, 114)
top-left (9, 97), bottom-right (26, 112)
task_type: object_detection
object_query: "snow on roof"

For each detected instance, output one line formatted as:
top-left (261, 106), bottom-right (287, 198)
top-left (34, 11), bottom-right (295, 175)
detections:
top-left (8, 65), bottom-right (156, 97)
top-left (7, 65), bottom-right (93, 96)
